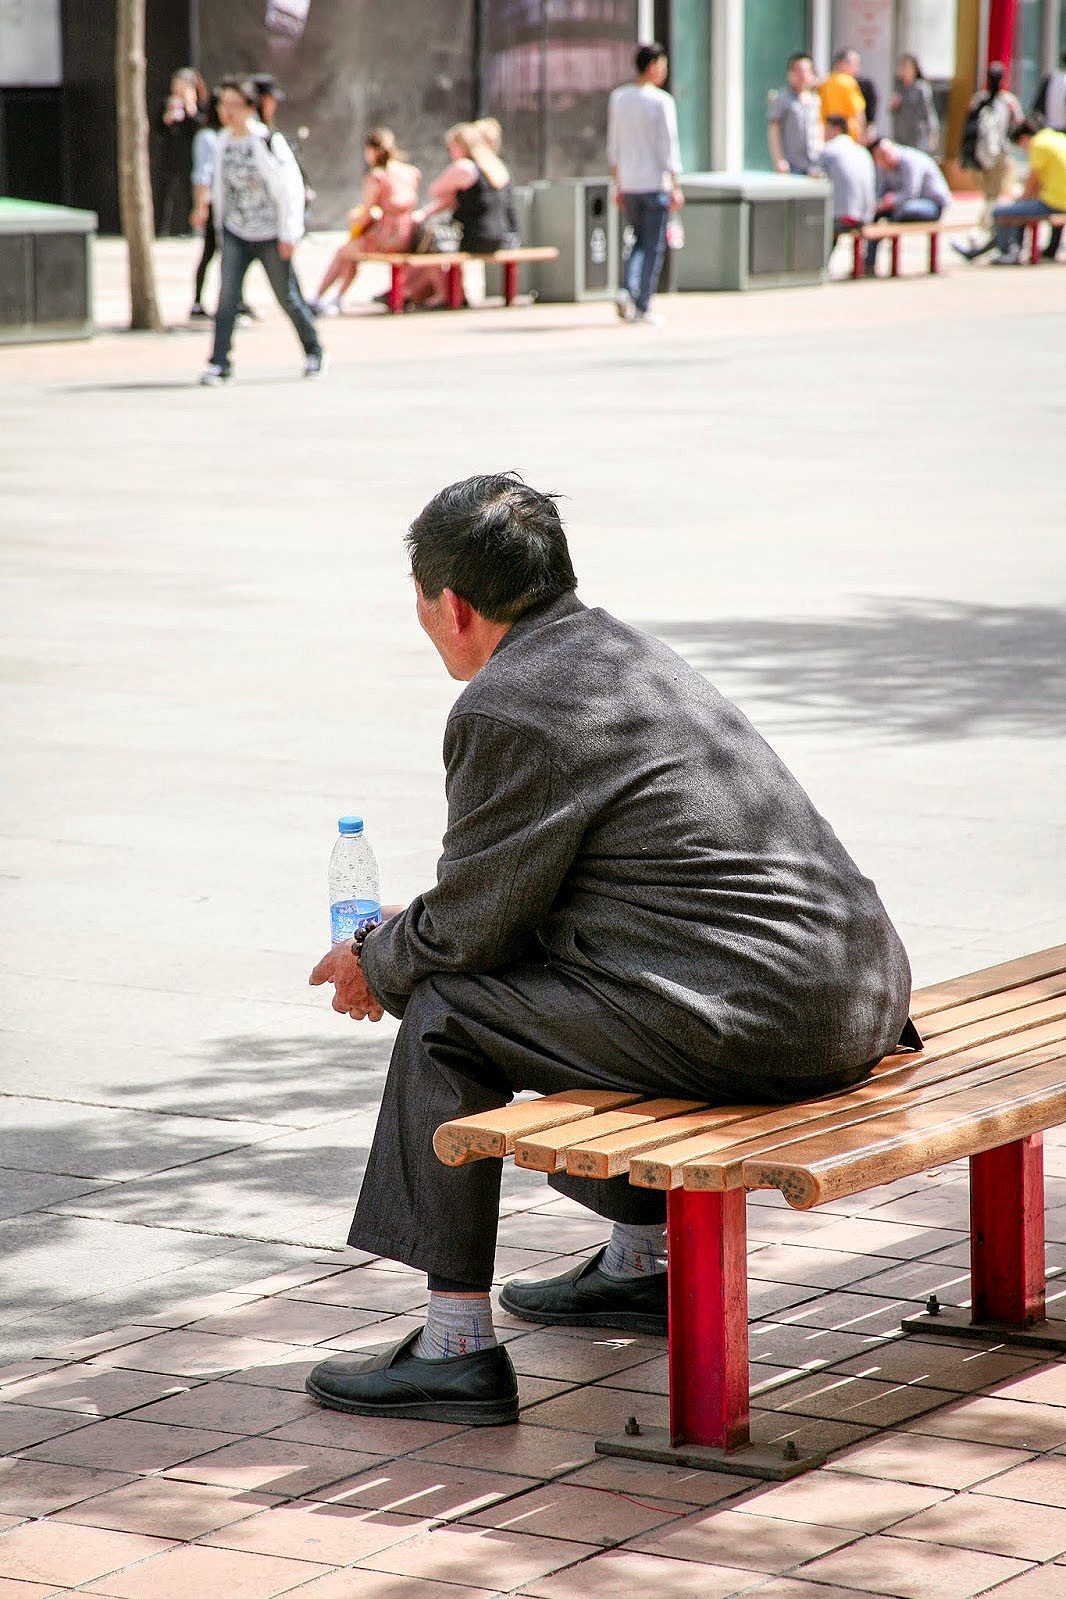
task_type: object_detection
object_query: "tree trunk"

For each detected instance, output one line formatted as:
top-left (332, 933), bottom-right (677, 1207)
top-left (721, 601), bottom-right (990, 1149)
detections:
top-left (115, 0), bottom-right (163, 330)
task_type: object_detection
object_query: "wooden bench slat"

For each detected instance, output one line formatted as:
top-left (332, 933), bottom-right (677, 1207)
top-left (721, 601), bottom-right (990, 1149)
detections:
top-left (514, 1098), bottom-right (708, 1173)
top-left (564, 1106), bottom-right (772, 1179)
top-left (739, 1052), bottom-right (1066, 1209)
top-left (432, 1089), bottom-right (642, 1166)
top-left (911, 944), bottom-right (1066, 1018)
top-left (629, 1016), bottom-right (1066, 1190)
top-left (915, 974), bottom-right (1066, 1040)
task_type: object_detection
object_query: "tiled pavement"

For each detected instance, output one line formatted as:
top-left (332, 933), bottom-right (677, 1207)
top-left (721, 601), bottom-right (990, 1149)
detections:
top-left (3, 1139), bottom-right (1066, 1598)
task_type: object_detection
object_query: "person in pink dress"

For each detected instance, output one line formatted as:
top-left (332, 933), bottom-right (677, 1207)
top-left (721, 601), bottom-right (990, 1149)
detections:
top-left (310, 128), bottom-right (421, 314)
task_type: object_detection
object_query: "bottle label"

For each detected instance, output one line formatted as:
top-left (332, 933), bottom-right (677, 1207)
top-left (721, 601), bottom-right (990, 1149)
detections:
top-left (331, 898), bottom-right (382, 944)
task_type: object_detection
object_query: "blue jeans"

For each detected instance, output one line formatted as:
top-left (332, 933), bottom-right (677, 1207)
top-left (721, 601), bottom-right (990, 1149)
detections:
top-left (622, 191), bottom-right (670, 312)
top-left (865, 197), bottom-right (943, 270)
top-left (993, 198), bottom-right (1060, 255)
top-left (210, 229), bottom-right (321, 372)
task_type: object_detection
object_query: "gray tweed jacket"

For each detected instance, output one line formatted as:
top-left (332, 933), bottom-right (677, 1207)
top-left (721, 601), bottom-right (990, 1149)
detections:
top-left (360, 592), bottom-right (911, 1091)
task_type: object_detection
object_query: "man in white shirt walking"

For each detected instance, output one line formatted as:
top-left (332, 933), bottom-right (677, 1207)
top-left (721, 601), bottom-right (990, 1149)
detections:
top-left (607, 42), bottom-right (683, 323)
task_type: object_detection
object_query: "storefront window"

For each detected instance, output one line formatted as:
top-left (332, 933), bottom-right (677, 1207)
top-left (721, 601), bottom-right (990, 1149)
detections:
top-left (1014, 0), bottom-right (1043, 109)
top-left (743, 0), bottom-right (809, 170)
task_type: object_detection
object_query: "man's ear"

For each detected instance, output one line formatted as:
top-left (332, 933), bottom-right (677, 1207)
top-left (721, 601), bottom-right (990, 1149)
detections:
top-left (441, 588), bottom-right (475, 633)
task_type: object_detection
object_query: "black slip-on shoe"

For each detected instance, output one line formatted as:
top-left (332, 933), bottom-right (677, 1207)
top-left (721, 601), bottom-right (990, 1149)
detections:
top-left (499, 1247), bottom-right (667, 1335)
top-left (305, 1330), bottom-right (518, 1426)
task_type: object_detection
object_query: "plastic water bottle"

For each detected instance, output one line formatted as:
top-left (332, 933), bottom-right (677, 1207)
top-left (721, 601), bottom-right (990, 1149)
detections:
top-left (666, 216), bottom-right (685, 250)
top-left (328, 816), bottom-right (381, 944)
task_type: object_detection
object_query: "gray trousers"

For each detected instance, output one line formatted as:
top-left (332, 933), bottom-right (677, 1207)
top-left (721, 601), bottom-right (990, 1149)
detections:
top-left (348, 963), bottom-right (822, 1288)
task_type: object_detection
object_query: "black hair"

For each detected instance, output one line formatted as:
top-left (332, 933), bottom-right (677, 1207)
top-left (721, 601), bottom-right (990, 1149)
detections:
top-left (406, 473), bottom-right (577, 624)
top-left (833, 47), bottom-right (855, 68)
top-left (987, 61), bottom-right (1006, 93)
top-left (867, 136), bottom-right (885, 155)
top-left (787, 52), bottom-right (812, 70)
top-left (635, 42), bottom-right (666, 75)
top-left (217, 75), bottom-right (259, 109)
top-left (825, 114), bottom-right (849, 133)
top-left (900, 53), bottom-right (925, 80)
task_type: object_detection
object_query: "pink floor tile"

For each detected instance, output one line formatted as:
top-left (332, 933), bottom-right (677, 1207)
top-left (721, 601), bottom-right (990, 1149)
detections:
top-left (0, 1402), bottom-right (95, 1453)
top-left (189, 1299), bottom-right (385, 1344)
top-left (220, 1349), bottom-right (335, 1391)
top-left (748, 1411), bottom-right (875, 1459)
top-left (969, 1567), bottom-right (1066, 1599)
top-left (0, 1520), bottom-right (175, 1586)
top-left (124, 1378), bottom-right (313, 1434)
top-left (55, 1475), bottom-right (281, 1539)
top-left (746, 1581), bottom-right (903, 1599)
top-left (199, 1501), bottom-right (427, 1563)
top-left (412, 1423), bottom-right (597, 1479)
top-left (0, 1458), bottom-right (133, 1516)
top-left (165, 1434), bottom-right (383, 1496)
top-left (890, 1490), bottom-right (1066, 1560)
top-left (0, 1579), bottom-right (63, 1599)
top-left (306, 1457), bottom-right (537, 1519)
top-left (519, 1547), bottom-right (768, 1596)
top-left (319, 1315), bottom-right (426, 1354)
top-left (75, 1539), bottom-right (334, 1598)
top-left (976, 1455), bottom-right (1066, 1508)
top-left (825, 1431), bottom-right (1033, 1489)
top-left (797, 1532), bottom-right (1032, 1597)
top-left (91, 1330), bottom-right (316, 1379)
top-left (20, 1416), bottom-right (243, 1472)
top-left (268, 1405), bottom-right (463, 1454)
top-left (831, 1339), bottom-right (1043, 1395)
top-left (49, 1327), bottom-right (163, 1361)
top-left (997, 1363), bottom-right (1066, 1406)
top-left (520, 1383), bottom-right (669, 1437)
top-left (903, 1395), bottom-right (1066, 1451)
top-left (467, 1479), bottom-right (684, 1545)
top-left (133, 1291), bottom-right (264, 1327)
top-left (230, 1264), bottom-right (351, 1296)
top-left (278, 1271), bottom-right (429, 1315)
top-left (752, 1370), bottom-right (955, 1428)
top-left (1, 1365), bottom-right (189, 1416)
top-left (353, 1523), bottom-right (590, 1588)
top-left (730, 1469), bottom-right (949, 1532)
top-left (564, 1456), bottom-right (755, 1507)
top-left (631, 1505), bottom-right (857, 1572)
top-left (504, 1330), bottom-right (659, 1382)
top-left (0, 1360), bottom-right (65, 1387)
top-left (274, 1571), bottom-right (499, 1599)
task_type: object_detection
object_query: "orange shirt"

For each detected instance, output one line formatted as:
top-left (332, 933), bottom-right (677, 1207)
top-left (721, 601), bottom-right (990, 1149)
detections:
top-left (819, 72), bottom-right (867, 141)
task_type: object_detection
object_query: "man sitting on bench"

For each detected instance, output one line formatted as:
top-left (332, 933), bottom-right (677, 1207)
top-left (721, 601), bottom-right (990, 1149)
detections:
top-left (866, 136), bottom-right (951, 274)
top-left (306, 472), bottom-right (912, 1426)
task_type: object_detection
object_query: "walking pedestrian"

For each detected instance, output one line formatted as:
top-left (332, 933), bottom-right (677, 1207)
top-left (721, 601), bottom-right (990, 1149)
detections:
top-left (199, 77), bottom-right (324, 385)
top-left (957, 63), bottom-right (1023, 232)
top-left (608, 41), bottom-right (683, 325)
top-left (891, 55), bottom-right (939, 155)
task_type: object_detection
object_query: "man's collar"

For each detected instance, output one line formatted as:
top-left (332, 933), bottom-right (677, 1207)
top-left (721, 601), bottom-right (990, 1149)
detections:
top-left (490, 590), bottom-right (585, 658)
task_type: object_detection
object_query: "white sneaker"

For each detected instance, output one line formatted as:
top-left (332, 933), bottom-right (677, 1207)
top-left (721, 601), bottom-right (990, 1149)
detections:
top-left (633, 310), bottom-right (664, 325)
top-left (989, 247), bottom-right (1021, 266)
top-left (615, 290), bottom-right (634, 322)
top-left (199, 363), bottom-right (230, 386)
top-left (303, 350), bottom-right (327, 378)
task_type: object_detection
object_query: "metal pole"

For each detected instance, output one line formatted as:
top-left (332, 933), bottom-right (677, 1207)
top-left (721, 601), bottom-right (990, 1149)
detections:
top-left (472, 0), bottom-right (486, 118)
top-left (538, 0), bottom-right (549, 178)
top-left (810, 0), bottom-right (831, 78)
top-left (637, 0), bottom-right (655, 41)
top-left (188, 0), bottom-right (200, 68)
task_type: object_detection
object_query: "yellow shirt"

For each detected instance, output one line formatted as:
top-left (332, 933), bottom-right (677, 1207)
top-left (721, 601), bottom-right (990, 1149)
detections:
top-left (1028, 129), bottom-right (1066, 211)
top-left (819, 72), bottom-right (867, 141)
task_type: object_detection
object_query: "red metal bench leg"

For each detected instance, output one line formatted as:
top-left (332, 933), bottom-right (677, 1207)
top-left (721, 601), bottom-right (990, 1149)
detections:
top-left (853, 234), bottom-right (864, 279)
top-left (446, 261), bottom-right (464, 309)
top-left (595, 1183), bottom-right (825, 1477)
top-left (929, 233), bottom-right (940, 274)
top-left (891, 235), bottom-right (901, 276)
top-left (388, 264), bottom-right (405, 314)
top-left (668, 1186), bottom-right (750, 1450)
top-left (902, 1133), bottom-right (1066, 1350)
top-left (1028, 222), bottom-right (1041, 263)
top-left (971, 1136), bottom-right (1045, 1326)
top-left (503, 261), bottom-right (519, 305)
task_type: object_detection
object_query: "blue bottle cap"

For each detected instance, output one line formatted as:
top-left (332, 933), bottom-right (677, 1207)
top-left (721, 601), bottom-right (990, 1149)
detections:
top-left (337, 816), bottom-right (364, 835)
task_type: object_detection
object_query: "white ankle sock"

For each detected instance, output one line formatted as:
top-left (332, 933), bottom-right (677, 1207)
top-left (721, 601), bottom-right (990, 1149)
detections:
top-left (600, 1221), bottom-right (668, 1280)
top-left (413, 1292), bottom-right (497, 1359)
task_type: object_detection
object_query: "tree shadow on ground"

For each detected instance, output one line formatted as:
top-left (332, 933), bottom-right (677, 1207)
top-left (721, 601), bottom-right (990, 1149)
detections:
top-left (643, 598), bottom-right (1066, 742)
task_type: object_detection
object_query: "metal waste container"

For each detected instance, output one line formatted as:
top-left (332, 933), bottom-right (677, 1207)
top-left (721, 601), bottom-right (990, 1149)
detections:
top-left (673, 172), bottom-right (830, 292)
top-left (528, 178), bottom-right (619, 302)
top-left (0, 198), bottom-right (96, 343)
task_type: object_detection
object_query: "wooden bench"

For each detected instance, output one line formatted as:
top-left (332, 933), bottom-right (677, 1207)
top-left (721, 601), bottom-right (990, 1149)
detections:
top-left (1006, 210), bottom-right (1066, 263)
top-left (846, 217), bottom-right (974, 279)
top-left (434, 944), bottom-right (1066, 1480)
top-left (356, 246), bottom-right (559, 313)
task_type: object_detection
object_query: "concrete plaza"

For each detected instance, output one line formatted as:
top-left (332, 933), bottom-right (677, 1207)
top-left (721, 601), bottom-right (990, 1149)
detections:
top-left (0, 232), bottom-right (1065, 1595)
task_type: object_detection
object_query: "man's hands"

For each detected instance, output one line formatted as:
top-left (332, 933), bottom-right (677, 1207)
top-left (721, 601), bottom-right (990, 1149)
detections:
top-left (309, 943), bottom-right (385, 1022)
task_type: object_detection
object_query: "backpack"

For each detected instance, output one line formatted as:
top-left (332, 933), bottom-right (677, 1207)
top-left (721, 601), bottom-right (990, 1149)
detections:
top-left (962, 95), bottom-right (1006, 170)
